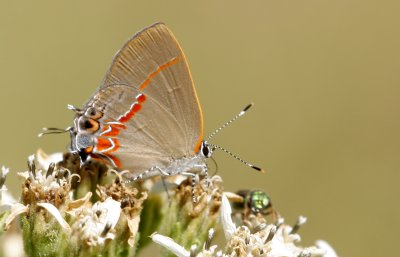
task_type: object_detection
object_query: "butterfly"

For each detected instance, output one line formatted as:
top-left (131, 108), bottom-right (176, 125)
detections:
top-left (42, 22), bottom-right (262, 189)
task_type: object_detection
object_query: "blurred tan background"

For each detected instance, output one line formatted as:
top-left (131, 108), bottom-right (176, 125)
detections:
top-left (1, 0), bottom-right (399, 256)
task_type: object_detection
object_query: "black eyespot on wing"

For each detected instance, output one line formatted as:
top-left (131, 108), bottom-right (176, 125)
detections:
top-left (78, 117), bottom-right (100, 133)
top-left (79, 117), bottom-right (91, 130)
top-left (84, 120), bottom-right (93, 129)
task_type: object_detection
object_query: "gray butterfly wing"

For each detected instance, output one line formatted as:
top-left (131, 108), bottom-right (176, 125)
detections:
top-left (85, 23), bottom-right (203, 174)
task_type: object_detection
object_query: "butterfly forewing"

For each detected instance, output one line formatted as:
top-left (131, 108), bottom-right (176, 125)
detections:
top-left (83, 23), bottom-right (204, 174)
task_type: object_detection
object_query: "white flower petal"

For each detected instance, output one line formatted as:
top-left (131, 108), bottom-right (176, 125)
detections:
top-left (5, 203), bottom-right (29, 230)
top-left (1, 190), bottom-right (16, 206)
top-left (127, 215), bottom-right (140, 247)
top-left (151, 233), bottom-right (190, 257)
top-left (220, 194), bottom-right (236, 240)
top-left (67, 192), bottom-right (92, 210)
top-left (70, 198), bottom-right (121, 246)
top-left (97, 232), bottom-right (115, 245)
top-left (95, 197), bottom-right (121, 229)
top-left (36, 149), bottom-right (63, 170)
top-left (1, 166), bottom-right (9, 177)
top-left (37, 203), bottom-right (71, 232)
top-left (267, 240), bottom-right (297, 257)
top-left (0, 192), bottom-right (17, 214)
top-left (17, 171), bottom-right (29, 180)
top-left (316, 240), bottom-right (339, 257)
top-left (298, 216), bottom-right (307, 226)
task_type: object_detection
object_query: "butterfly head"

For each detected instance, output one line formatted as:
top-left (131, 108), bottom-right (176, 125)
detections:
top-left (69, 105), bottom-right (104, 163)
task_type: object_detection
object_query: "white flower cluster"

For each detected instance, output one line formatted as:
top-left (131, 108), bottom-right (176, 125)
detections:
top-left (18, 156), bottom-right (73, 192)
top-left (69, 197), bottom-right (121, 246)
top-left (152, 195), bottom-right (338, 257)
top-left (1, 153), bottom-right (123, 247)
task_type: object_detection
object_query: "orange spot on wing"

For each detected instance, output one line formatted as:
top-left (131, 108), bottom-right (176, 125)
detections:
top-left (139, 57), bottom-right (180, 90)
top-left (118, 103), bottom-right (142, 123)
top-left (137, 94), bottom-right (146, 103)
top-left (105, 153), bottom-right (121, 168)
top-left (116, 57), bottom-right (178, 124)
top-left (91, 138), bottom-right (121, 168)
top-left (97, 137), bottom-right (113, 152)
top-left (102, 123), bottom-right (127, 137)
top-left (108, 138), bottom-right (120, 153)
top-left (96, 137), bottom-right (120, 153)
top-left (84, 146), bottom-right (94, 154)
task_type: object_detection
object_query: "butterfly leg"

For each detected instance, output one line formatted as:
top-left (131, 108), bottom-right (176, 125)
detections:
top-left (132, 171), bottom-right (147, 181)
top-left (160, 176), bottom-right (171, 202)
top-left (193, 163), bottom-right (210, 188)
top-left (180, 171), bottom-right (198, 203)
top-left (130, 166), bottom-right (169, 181)
top-left (203, 163), bottom-right (210, 188)
top-left (149, 166), bottom-right (170, 176)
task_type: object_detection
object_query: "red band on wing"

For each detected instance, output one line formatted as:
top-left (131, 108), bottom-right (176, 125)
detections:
top-left (100, 153), bottom-right (121, 168)
top-left (95, 57), bottom-right (181, 168)
top-left (107, 154), bottom-right (121, 168)
top-left (96, 137), bottom-right (120, 153)
top-left (96, 137), bottom-right (113, 152)
top-left (101, 123), bottom-right (127, 137)
top-left (117, 57), bottom-right (179, 124)
top-left (94, 137), bottom-right (122, 168)
top-left (137, 93), bottom-right (146, 103)
top-left (118, 103), bottom-right (142, 123)
top-left (139, 56), bottom-right (180, 90)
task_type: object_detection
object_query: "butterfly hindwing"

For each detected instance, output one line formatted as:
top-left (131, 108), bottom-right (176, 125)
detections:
top-left (82, 23), bottom-right (204, 173)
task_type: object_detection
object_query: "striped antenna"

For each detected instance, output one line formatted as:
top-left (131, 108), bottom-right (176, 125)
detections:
top-left (39, 104), bottom-right (81, 137)
top-left (38, 127), bottom-right (72, 137)
top-left (209, 143), bottom-right (264, 173)
top-left (206, 103), bottom-right (253, 141)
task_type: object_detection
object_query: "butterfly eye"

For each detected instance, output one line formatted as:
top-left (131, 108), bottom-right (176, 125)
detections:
top-left (85, 107), bottom-right (102, 119)
top-left (201, 141), bottom-right (212, 158)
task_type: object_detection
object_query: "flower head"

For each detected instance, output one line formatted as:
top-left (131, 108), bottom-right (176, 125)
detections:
top-left (97, 176), bottom-right (148, 247)
top-left (153, 194), bottom-right (338, 257)
top-left (70, 197), bottom-right (121, 246)
top-left (19, 155), bottom-right (77, 208)
top-left (3, 152), bottom-right (147, 256)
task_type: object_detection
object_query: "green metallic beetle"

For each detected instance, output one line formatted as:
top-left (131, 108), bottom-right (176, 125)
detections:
top-left (237, 190), bottom-right (272, 214)
top-left (231, 189), bottom-right (279, 221)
